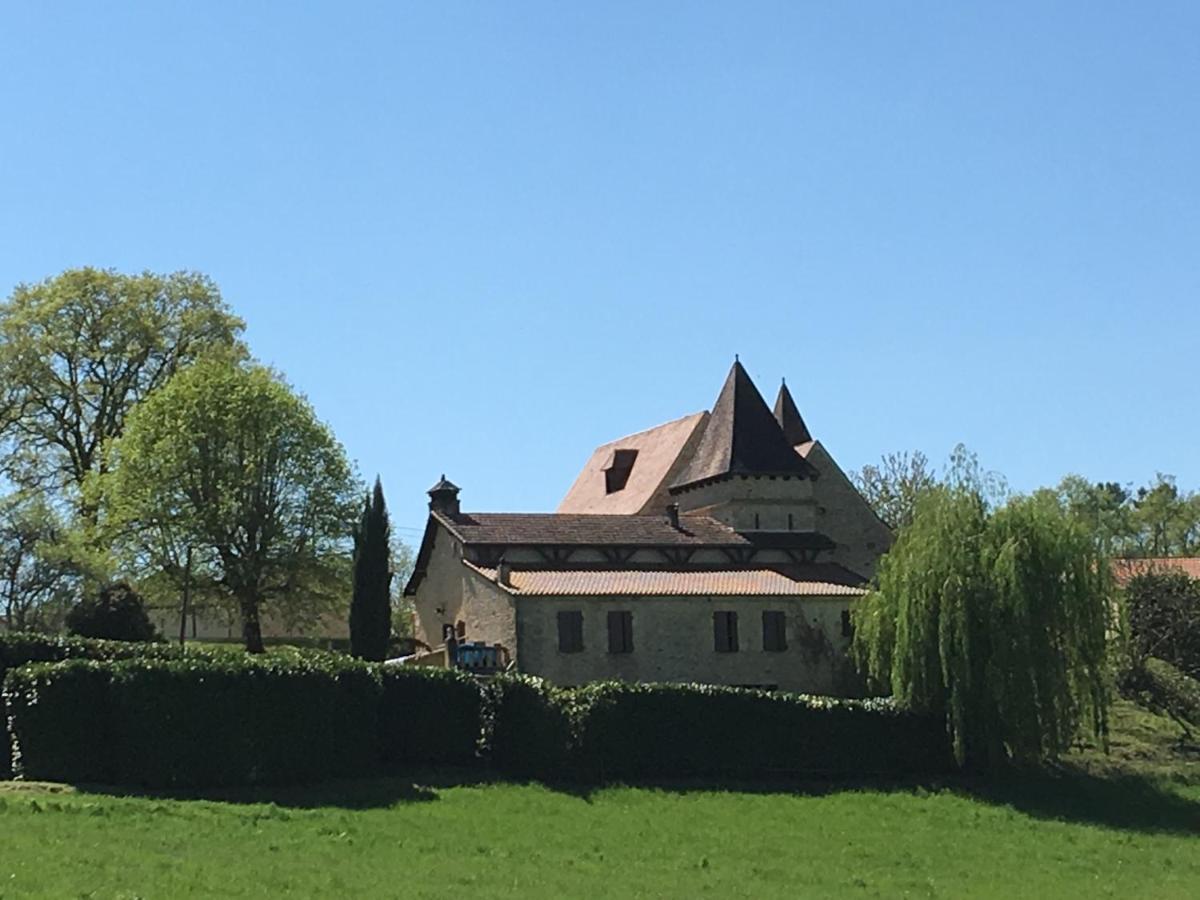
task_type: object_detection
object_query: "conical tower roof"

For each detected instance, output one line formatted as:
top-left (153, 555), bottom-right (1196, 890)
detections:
top-left (773, 380), bottom-right (812, 446)
top-left (671, 361), bottom-right (813, 490)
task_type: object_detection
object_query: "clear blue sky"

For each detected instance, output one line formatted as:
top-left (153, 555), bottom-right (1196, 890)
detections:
top-left (2, 3), bottom-right (1198, 539)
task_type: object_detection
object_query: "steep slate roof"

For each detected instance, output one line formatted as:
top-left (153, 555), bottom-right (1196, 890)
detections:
top-left (670, 361), bottom-right (813, 491)
top-left (466, 563), bottom-right (867, 596)
top-left (557, 412), bottom-right (709, 515)
top-left (773, 381), bottom-right (813, 446)
top-left (435, 511), bottom-right (750, 546)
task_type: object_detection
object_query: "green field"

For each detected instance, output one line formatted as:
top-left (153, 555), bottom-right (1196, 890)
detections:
top-left (1, 702), bottom-right (1197, 899)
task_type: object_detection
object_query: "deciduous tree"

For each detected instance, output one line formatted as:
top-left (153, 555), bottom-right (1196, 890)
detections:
top-left (0, 268), bottom-right (244, 511)
top-left (99, 356), bottom-right (358, 652)
top-left (853, 486), bottom-right (1111, 768)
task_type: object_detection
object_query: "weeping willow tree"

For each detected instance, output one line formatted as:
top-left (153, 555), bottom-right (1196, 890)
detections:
top-left (853, 486), bottom-right (1112, 769)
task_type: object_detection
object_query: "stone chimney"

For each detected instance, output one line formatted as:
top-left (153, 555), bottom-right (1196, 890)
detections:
top-left (666, 503), bottom-right (681, 530)
top-left (427, 475), bottom-right (461, 515)
top-left (496, 558), bottom-right (512, 588)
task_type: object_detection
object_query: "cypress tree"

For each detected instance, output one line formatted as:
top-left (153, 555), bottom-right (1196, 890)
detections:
top-left (350, 476), bottom-right (392, 661)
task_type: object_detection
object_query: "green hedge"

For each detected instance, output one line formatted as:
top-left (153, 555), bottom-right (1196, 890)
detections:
top-left (486, 675), bottom-right (576, 779)
top-left (0, 633), bottom-right (191, 778)
top-left (5, 655), bottom-right (381, 787)
top-left (4, 661), bottom-right (114, 783)
top-left (379, 666), bottom-right (482, 768)
top-left (4, 643), bottom-right (954, 787)
top-left (571, 682), bottom-right (953, 781)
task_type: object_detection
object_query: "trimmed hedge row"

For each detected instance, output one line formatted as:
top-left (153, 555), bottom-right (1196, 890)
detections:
top-left (3, 654), bottom-right (484, 787)
top-left (3, 651), bottom-right (953, 787)
top-left (0, 633), bottom-right (203, 777)
top-left (379, 666), bottom-right (482, 768)
top-left (483, 677), bottom-right (953, 781)
top-left (571, 681), bottom-right (953, 780)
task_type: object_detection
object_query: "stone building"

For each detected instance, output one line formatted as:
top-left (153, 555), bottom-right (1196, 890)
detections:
top-left (404, 361), bottom-right (891, 694)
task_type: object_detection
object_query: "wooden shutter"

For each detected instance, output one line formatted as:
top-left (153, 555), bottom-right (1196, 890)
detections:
top-left (608, 611), bottom-right (632, 653)
top-left (714, 611), bottom-right (728, 651)
top-left (763, 611), bottom-right (786, 652)
top-left (727, 611), bottom-right (739, 651)
top-left (558, 611), bottom-right (582, 653)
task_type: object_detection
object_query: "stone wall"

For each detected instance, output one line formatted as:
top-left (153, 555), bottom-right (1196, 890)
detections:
top-left (411, 520), bottom-right (516, 651)
top-left (807, 441), bottom-right (894, 580)
top-left (514, 594), bottom-right (856, 695)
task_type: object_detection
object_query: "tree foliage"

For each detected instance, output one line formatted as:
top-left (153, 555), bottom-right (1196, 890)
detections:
top-left (0, 493), bottom-right (74, 632)
top-left (1123, 571), bottom-right (1200, 680)
top-left (65, 581), bottom-right (158, 642)
top-left (853, 486), bottom-right (1112, 768)
top-left (0, 268), bottom-right (244, 508)
top-left (849, 450), bottom-right (937, 530)
top-left (349, 477), bottom-right (392, 660)
top-left (98, 356), bottom-right (359, 652)
top-left (1050, 473), bottom-right (1200, 557)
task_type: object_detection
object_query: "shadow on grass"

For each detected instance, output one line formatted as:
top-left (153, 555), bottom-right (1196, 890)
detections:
top-left (72, 770), bottom-right (483, 810)
top-left (956, 766), bottom-right (1200, 836)
top-left (64, 765), bottom-right (1200, 833)
top-left (560, 766), bottom-right (1200, 836)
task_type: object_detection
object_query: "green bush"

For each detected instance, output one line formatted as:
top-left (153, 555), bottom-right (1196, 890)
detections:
top-left (569, 682), bottom-right (953, 782)
top-left (1137, 658), bottom-right (1200, 727)
top-left (486, 675), bottom-right (576, 779)
top-left (4, 661), bottom-right (114, 783)
top-left (0, 633), bottom-right (188, 777)
top-left (65, 582), bottom-right (159, 643)
top-left (6, 654), bottom-right (381, 787)
top-left (379, 666), bottom-right (481, 768)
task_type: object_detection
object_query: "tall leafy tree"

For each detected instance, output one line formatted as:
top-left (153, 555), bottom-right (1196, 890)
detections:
top-left (849, 450), bottom-right (937, 530)
top-left (99, 355), bottom-right (359, 652)
top-left (0, 492), bottom-right (74, 631)
top-left (0, 268), bottom-right (245, 510)
top-left (853, 486), bottom-right (1111, 769)
top-left (350, 477), bottom-right (392, 660)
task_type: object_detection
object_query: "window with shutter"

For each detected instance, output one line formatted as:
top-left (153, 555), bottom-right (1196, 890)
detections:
top-left (841, 609), bottom-right (854, 638)
top-left (714, 611), bottom-right (738, 652)
top-left (762, 610), bottom-right (786, 651)
top-left (607, 610), bottom-right (633, 653)
top-left (557, 610), bottom-right (584, 653)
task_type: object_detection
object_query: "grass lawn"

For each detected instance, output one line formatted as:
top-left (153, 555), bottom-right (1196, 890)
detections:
top-left (1, 702), bottom-right (1197, 899)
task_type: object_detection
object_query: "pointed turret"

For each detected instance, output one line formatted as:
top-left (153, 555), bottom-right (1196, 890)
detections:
top-left (671, 361), bottom-right (813, 491)
top-left (773, 380), bottom-right (812, 446)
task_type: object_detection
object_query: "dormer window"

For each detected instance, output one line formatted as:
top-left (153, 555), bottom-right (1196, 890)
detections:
top-left (604, 449), bottom-right (638, 494)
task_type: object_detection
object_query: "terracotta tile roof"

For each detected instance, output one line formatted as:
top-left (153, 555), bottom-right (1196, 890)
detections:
top-left (671, 361), bottom-right (814, 491)
top-left (1112, 557), bottom-right (1200, 585)
top-left (557, 412), bottom-right (709, 515)
top-left (465, 563), bottom-right (868, 597)
top-left (436, 511), bottom-right (753, 546)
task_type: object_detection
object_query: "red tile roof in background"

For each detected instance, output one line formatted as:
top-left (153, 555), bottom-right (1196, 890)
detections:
top-left (1112, 557), bottom-right (1200, 585)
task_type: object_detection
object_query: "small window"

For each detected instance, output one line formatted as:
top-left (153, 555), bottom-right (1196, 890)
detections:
top-left (841, 610), bottom-right (854, 638)
top-left (607, 610), bottom-right (633, 654)
top-left (714, 611), bottom-right (739, 652)
top-left (558, 611), bottom-right (584, 653)
top-left (456, 620), bottom-right (467, 639)
top-left (604, 449), bottom-right (638, 494)
top-left (762, 611), bottom-right (787, 652)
